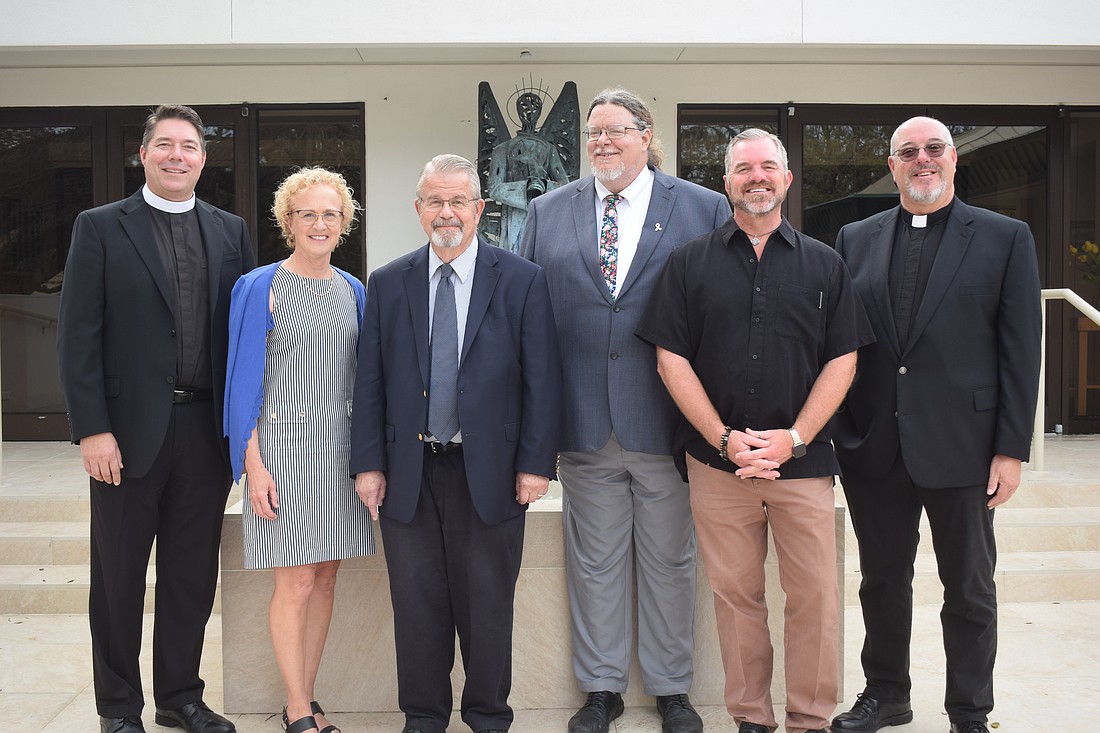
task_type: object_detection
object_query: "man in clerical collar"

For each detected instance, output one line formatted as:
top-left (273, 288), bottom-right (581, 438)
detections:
top-left (58, 103), bottom-right (255, 733)
top-left (830, 116), bottom-right (1042, 733)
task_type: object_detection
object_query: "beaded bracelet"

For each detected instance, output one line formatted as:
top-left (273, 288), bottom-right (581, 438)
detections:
top-left (718, 425), bottom-right (733, 462)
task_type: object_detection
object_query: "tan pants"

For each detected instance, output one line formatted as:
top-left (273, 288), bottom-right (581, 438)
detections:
top-left (687, 455), bottom-right (839, 733)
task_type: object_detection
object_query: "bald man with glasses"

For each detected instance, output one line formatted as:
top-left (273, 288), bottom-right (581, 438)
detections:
top-left (830, 116), bottom-right (1042, 733)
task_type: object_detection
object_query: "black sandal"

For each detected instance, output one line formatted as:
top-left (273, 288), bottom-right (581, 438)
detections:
top-left (281, 707), bottom-right (318, 733)
top-left (309, 702), bottom-right (340, 733)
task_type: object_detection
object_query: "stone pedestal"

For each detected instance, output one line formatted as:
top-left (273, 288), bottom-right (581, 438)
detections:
top-left (221, 497), bottom-right (845, 713)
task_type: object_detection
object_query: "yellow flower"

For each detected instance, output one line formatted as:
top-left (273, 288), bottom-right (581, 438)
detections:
top-left (1070, 246), bottom-right (1079, 254)
top-left (1080, 254), bottom-right (1089, 263)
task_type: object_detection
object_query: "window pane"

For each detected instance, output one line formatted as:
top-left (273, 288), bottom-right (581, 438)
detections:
top-left (801, 124), bottom-right (897, 246)
top-left (0, 125), bottom-right (93, 430)
top-left (1068, 112), bottom-right (1100, 422)
top-left (256, 110), bottom-right (364, 276)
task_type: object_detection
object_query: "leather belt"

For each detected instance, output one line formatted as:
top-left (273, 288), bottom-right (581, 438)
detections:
top-left (172, 389), bottom-right (213, 404)
top-left (425, 441), bottom-right (463, 455)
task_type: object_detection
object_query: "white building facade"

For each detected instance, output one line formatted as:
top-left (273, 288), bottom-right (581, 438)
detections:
top-left (2, 0), bottom-right (1100, 438)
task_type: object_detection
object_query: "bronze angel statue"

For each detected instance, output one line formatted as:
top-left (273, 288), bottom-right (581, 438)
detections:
top-left (477, 80), bottom-right (580, 252)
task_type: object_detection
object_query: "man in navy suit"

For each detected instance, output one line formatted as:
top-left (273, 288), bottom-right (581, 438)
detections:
top-left (520, 88), bottom-right (730, 733)
top-left (830, 117), bottom-right (1042, 733)
top-left (350, 154), bottom-right (562, 733)
top-left (58, 104), bottom-right (254, 733)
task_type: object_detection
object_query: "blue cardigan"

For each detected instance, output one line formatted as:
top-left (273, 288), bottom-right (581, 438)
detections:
top-left (223, 260), bottom-right (367, 483)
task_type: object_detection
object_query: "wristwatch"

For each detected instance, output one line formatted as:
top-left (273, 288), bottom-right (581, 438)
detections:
top-left (788, 428), bottom-right (806, 459)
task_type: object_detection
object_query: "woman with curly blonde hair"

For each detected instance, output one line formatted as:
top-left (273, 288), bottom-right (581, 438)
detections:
top-left (224, 167), bottom-right (374, 733)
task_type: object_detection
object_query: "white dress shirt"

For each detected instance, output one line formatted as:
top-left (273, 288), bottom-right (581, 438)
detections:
top-left (593, 166), bottom-right (655, 293)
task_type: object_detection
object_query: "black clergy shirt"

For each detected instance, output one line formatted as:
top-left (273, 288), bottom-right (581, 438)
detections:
top-left (149, 205), bottom-right (212, 391)
top-left (637, 217), bottom-right (874, 479)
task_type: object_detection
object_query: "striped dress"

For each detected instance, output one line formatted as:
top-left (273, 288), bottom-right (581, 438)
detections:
top-left (243, 265), bottom-right (375, 568)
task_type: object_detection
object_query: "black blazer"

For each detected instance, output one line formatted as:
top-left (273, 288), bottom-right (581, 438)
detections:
top-left (831, 199), bottom-right (1042, 488)
top-left (57, 189), bottom-right (255, 478)
top-left (350, 238), bottom-right (563, 526)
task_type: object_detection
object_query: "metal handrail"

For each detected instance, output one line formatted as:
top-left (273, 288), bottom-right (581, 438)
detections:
top-left (1032, 288), bottom-right (1100, 470)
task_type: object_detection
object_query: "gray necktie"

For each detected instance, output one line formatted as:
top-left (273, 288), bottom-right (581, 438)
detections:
top-left (428, 263), bottom-right (459, 443)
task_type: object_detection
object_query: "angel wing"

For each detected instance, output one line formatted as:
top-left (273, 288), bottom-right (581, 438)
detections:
top-left (538, 81), bottom-right (580, 181)
top-left (477, 82), bottom-right (511, 245)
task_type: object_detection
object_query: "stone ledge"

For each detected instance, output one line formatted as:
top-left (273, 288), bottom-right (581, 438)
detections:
top-left (221, 499), bottom-right (845, 713)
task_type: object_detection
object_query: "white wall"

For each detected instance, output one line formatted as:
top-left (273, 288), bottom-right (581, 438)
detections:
top-left (4, 0), bottom-right (1100, 46)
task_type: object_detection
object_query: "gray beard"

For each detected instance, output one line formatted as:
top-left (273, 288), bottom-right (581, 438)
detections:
top-left (431, 229), bottom-right (463, 248)
top-left (736, 196), bottom-right (781, 215)
top-left (905, 177), bottom-right (948, 205)
top-left (593, 162), bottom-right (627, 184)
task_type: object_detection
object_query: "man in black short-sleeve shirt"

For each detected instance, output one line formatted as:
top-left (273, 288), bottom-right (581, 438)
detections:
top-left (637, 129), bottom-right (874, 733)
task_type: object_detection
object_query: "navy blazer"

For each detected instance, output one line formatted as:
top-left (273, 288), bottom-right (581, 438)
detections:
top-left (350, 238), bottom-right (563, 526)
top-left (520, 168), bottom-right (731, 455)
top-left (831, 199), bottom-right (1042, 488)
top-left (57, 188), bottom-right (255, 478)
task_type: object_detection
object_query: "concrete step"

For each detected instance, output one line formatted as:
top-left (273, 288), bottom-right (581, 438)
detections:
top-left (0, 488), bottom-right (242, 524)
top-left (0, 521), bottom-right (89, 564)
top-left (0, 494), bottom-right (89, 522)
top-left (0, 564), bottom-right (221, 614)
top-left (844, 549), bottom-right (1100, 604)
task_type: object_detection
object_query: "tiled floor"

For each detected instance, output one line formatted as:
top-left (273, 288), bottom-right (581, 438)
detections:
top-left (4, 439), bottom-right (1100, 732)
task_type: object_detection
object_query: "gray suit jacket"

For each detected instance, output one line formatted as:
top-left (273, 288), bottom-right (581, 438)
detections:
top-left (520, 167), bottom-right (731, 455)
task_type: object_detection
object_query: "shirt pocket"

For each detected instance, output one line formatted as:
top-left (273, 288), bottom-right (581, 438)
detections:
top-left (264, 405), bottom-right (310, 450)
top-left (775, 283), bottom-right (825, 343)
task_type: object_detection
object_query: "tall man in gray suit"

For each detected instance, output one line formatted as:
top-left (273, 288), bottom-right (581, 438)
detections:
top-left (829, 117), bottom-right (1042, 733)
top-left (520, 88), bottom-right (731, 733)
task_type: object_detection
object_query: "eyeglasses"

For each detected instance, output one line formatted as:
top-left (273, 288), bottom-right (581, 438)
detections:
top-left (581, 125), bottom-right (644, 141)
top-left (892, 142), bottom-right (953, 162)
top-left (419, 197), bottom-right (478, 212)
top-left (293, 210), bottom-right (343, 225)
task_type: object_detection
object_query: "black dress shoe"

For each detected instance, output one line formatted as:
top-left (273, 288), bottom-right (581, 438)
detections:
top-left (950, 723), bottom-right (990, 733)
top-left (154, 701), bottom-right (235, 733)
top-left (830, 693), bottom-right (913, 732)
top-left (737, 723), bottom-right (769, 733)
top-left (101, 716), bottom-right (146, 733)
top-left (568, 691), bottom-right (625, 733)
top-left (656, 694), bottom-right (703, 733)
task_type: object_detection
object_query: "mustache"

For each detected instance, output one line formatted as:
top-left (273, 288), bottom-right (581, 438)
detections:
top-left (432, 217), bottom-right (462, 229)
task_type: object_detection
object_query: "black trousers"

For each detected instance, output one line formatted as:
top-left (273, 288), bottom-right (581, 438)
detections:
top-left (379, 447), bottom-right (525, 733)
top-left (89, 401), bottom-right (231, 718)
top-left (839, 451), bottom-right (997, 724)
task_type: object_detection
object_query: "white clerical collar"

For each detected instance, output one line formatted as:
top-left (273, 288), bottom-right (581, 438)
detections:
top-left (142, 185), bottom-right (196, 213)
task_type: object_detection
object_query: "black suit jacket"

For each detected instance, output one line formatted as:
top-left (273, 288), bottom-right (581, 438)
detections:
top-left (831, 199), bottom-right (1042, 488)
top-left (57, 189), bottom-right (255, 478)
top-left (350, 238), bottom-right (563, 526)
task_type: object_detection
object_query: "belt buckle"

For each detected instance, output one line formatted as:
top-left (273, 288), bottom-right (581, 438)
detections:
top-left (172, 389), bottom-right (192, 404)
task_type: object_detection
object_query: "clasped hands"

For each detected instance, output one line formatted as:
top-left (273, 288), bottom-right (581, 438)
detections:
top-left (722, 427), bottom-right (796, 480)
